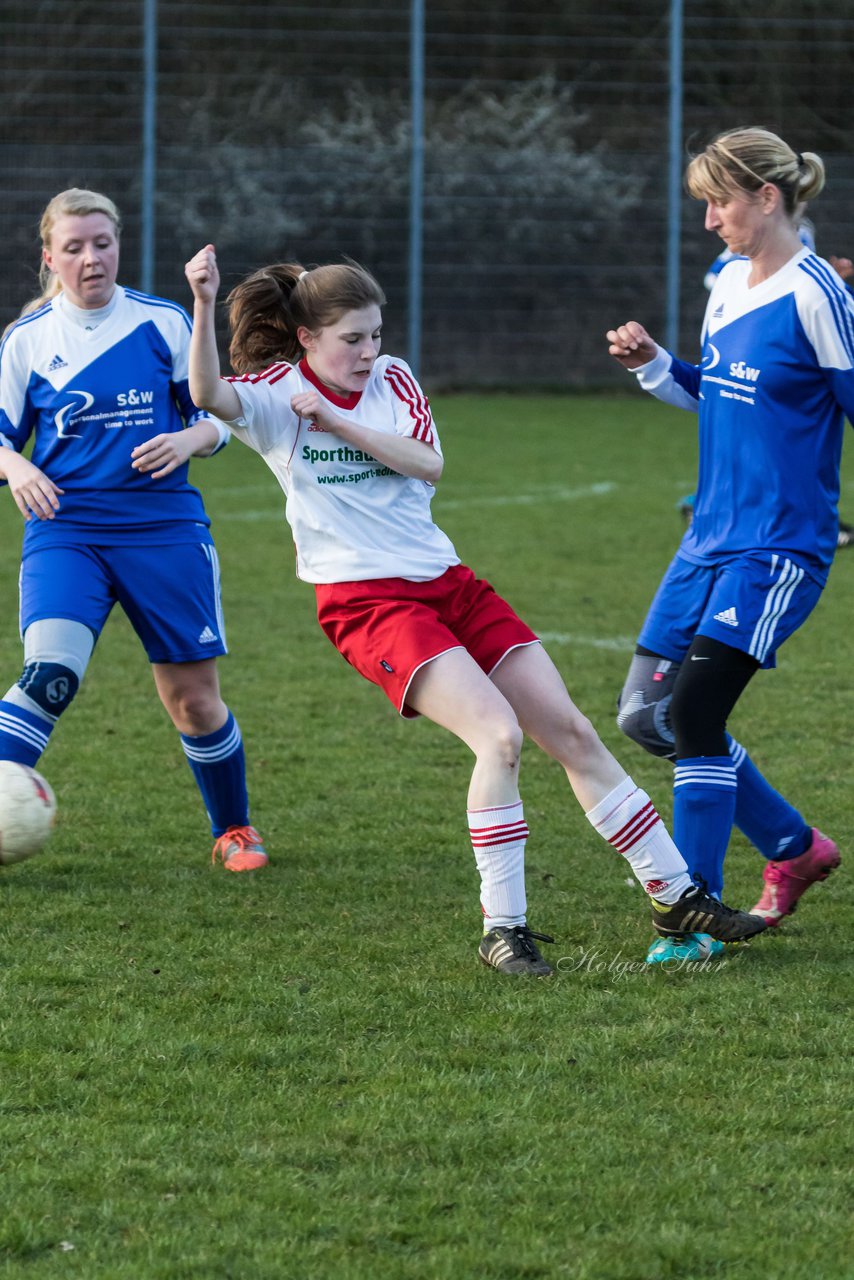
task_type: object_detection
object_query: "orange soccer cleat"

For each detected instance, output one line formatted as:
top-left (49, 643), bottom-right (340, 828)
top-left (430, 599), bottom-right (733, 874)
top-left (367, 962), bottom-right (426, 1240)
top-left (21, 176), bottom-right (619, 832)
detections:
top-left (212, 825), bottom-right (268, 872)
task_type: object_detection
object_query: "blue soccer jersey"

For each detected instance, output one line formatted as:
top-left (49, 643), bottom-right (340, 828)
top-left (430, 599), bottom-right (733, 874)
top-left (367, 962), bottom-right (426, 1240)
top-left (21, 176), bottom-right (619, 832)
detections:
top-left (0, 286), bottom-right (223, 550)
top-left (635, 248), bottom-right (854, 584)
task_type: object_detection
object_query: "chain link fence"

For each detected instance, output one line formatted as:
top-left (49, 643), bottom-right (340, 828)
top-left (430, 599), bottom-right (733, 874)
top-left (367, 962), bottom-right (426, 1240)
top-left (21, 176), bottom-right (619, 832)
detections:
top-left (2, 1), bottom-right (853, 386)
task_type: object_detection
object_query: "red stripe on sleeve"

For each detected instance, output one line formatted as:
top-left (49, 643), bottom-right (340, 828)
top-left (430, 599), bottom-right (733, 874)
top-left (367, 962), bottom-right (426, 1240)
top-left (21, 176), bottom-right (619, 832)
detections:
top-left (385, 363), bottom-right (434, 444)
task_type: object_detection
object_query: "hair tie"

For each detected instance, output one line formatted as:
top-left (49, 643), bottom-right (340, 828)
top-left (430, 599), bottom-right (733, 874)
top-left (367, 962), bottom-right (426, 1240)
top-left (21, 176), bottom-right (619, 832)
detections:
top-left (298, 270), bottom-right (309, 282)
top-left (795, 152), bottom-right (804, 168)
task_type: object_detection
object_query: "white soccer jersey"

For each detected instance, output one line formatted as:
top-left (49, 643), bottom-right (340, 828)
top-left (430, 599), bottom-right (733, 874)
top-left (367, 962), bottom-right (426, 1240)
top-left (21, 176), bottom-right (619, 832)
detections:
top-left (0, 286), bottom-right (226, 549)
top-left (225, 355), bottom-right (460, 583)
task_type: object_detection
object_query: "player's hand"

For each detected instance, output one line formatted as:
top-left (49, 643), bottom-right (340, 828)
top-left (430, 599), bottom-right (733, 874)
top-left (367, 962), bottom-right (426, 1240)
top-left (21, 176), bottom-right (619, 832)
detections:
top-left (829, 255), bottom-right (854, 282)
top-left (605, 321), bottom-right (658, 370)
top-left (0, 451), bottom-right (64, 521)
top-left (185, 245), bottom-right (220, 304)
top-left (131, 431), bottom-right (195, 479)
top-left (290, 390), bottom-right (340, 433)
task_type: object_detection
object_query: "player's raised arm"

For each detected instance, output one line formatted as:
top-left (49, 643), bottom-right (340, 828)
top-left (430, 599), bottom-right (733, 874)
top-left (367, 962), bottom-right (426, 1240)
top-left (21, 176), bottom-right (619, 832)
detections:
top-left (185, 245), bottom-right (242, 423)
top-left (605, 321), bottom-right (659, 370)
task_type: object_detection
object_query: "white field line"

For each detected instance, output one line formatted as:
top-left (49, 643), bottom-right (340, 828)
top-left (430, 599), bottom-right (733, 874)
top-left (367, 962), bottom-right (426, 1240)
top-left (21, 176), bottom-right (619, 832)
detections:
top-left (437, 481), bottom-right (616, 510)
top-left (215, 510), bottom-right (284, 521)
top-left (538, 632), bottom-right (636, 652)
top-left (214, 480), bottom-right (617, 522)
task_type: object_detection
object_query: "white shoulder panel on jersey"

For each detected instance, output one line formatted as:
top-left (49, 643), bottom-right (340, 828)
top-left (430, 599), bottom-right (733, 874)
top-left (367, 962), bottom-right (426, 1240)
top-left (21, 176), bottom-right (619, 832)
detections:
top-left (0, 307), bottom-right (54, 431)
top-left (227, 362), bottom-right (297, 456)
top-left (795, 256), bottom-right (854, 371)
top-left (122, 288), bottom-right (195, 376)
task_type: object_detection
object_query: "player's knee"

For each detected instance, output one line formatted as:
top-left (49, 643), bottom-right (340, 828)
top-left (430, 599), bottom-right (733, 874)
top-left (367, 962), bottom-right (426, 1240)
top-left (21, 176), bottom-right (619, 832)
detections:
top-left (541, 707), bottom-right (601, 771)
top-left (565, 710), bottom-right (600, 761)
top-left (616, 693), bottom-right (675, 758)
top-left (17, 661), bottom-right (80, 720)
top-left (669, 688), bottom-right (728, 758)
top-left (494, 717), bottom-right (524, 766)
top-left (616, 654), bottom-right (678, 758)
top-left (474, 712), bottom-right (523, 770)
top-left (170, 695), bottom-right (223, 735)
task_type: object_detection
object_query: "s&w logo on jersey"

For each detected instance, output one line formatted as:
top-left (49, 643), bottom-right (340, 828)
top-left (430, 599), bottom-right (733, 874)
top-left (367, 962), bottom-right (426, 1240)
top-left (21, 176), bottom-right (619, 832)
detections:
top-left (729, 360), bottom-right (760, 383)
top-left (47, 354), bottom-right (68, 372)
top-left (116, 389), bottom-right (154, 407)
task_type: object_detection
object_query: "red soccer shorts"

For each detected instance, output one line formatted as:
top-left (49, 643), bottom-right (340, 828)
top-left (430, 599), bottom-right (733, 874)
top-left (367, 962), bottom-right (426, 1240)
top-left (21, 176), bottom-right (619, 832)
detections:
top-left (315, 563), bottom-right (539, 717)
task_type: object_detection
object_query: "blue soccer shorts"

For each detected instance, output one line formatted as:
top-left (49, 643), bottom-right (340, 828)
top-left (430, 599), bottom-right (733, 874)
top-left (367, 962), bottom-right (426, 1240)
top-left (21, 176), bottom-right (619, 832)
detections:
top-left (637, 551), bottom-right (823, 670)
top-left (19, 543), bottom-right (228, 664)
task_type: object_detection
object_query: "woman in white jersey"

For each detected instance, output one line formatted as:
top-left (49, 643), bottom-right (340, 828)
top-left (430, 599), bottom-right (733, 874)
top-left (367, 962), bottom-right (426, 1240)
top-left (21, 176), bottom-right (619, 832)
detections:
top-left (606, 128), bottom-right (850, 964)
top-left (184, 244), bottom-right (765, 974)
top-left (0, 189), bottom-right (266, 871)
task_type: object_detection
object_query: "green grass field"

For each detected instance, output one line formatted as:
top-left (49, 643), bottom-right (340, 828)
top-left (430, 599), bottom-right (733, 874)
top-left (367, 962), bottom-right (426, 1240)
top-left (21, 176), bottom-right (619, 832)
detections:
top-left (1, 394), bottom-right (852, 1279)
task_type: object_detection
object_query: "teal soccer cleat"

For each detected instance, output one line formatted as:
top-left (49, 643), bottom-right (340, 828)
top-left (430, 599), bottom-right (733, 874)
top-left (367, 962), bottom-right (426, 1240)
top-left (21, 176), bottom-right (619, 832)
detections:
top-left (646, 933), bottom-right (725, 965)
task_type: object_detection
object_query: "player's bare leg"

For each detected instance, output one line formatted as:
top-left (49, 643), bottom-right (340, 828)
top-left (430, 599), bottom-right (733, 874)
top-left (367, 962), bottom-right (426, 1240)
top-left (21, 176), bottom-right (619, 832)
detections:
top-left (406, 648), bottom-right (551, 975)
top-left (490, 643), bottom-right (766, 947)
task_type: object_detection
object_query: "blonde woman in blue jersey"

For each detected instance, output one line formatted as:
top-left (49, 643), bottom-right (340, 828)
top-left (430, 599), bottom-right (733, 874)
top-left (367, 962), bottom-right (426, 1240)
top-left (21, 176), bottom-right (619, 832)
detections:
top-left (607, 128), bottom-right (847, 963)
top-left (0, 189), bottom-right (266, 871)
top-left (682, 217), bottom-right (854, 547)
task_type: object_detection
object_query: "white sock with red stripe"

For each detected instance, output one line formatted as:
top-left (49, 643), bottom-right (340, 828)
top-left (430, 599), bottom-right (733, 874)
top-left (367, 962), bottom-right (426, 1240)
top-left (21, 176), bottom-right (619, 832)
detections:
top-left (468, 801), bottom-right (529, 929)
top-left (585, 777), bottom-right (693, 903)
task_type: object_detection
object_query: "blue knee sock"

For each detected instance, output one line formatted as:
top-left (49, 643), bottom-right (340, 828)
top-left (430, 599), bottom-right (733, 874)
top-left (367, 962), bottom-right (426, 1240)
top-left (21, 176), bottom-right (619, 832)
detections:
top-left (728, 736), bottom-right (811, 862)
top-left (0, 699), bottom-right (52, 766)
top-left (180, 710), bottom-right (249, 837)
top-left (673, 756), bottom-right (737, 900)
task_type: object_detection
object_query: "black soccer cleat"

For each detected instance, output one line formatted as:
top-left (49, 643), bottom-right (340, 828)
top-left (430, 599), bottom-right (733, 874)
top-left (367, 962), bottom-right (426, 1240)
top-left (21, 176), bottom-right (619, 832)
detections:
top-left (649, 885), bottom-right (767, 943)
top-left (478, 925), bottom-right (555, 976)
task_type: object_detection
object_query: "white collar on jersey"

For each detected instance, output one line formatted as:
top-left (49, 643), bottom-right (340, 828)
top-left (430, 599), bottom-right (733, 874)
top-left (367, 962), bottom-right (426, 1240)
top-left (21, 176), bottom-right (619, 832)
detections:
top-left (58, 287), bottom-right (120, 332)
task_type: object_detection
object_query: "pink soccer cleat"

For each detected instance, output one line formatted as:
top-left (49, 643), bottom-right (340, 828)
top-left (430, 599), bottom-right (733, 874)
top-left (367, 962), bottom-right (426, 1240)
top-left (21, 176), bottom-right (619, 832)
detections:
top-left (212, 825), bottom-right (268, 872)
top-left (750, 828), bottom-right (840, 926)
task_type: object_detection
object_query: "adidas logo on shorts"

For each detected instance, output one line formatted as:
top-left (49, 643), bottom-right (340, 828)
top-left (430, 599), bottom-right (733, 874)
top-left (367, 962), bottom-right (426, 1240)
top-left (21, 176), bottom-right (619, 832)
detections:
top-left (198, 626), bottom-right (218, 643)
top-left (713, 606), bottom-right (739, 627)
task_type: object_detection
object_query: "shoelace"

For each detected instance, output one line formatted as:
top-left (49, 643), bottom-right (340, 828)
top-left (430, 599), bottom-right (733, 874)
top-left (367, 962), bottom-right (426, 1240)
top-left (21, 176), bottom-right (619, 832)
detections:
top-left (212, 826), bottom-right (262, 863)
top-left (683, 878), bottom-right (740, 918)
top-left (229, 826), bottom-right (261, 849)
top-left (511, 926), bottom-right (555, 956)
top-left (692, 892), bottom-right (743, 921)
top-left (671, 885), bottom-right (742, 925)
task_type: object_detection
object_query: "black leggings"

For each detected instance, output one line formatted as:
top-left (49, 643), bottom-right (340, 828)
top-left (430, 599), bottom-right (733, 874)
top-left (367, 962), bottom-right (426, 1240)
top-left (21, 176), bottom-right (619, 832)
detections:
top-left (640, 636), bottom-right (760, 758)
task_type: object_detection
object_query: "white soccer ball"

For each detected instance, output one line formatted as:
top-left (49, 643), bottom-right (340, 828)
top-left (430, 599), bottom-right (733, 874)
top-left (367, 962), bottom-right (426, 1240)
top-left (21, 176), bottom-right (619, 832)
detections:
top-left (0, 761), bottom-right (57, 865)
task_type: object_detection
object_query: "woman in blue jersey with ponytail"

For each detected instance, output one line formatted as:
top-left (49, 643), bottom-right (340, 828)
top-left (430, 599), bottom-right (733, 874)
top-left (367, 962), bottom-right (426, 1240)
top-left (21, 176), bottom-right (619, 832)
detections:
top-left (607, 128), bottom-right (849, 963)
top-left (0, 188), bottom-right (266, 872)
